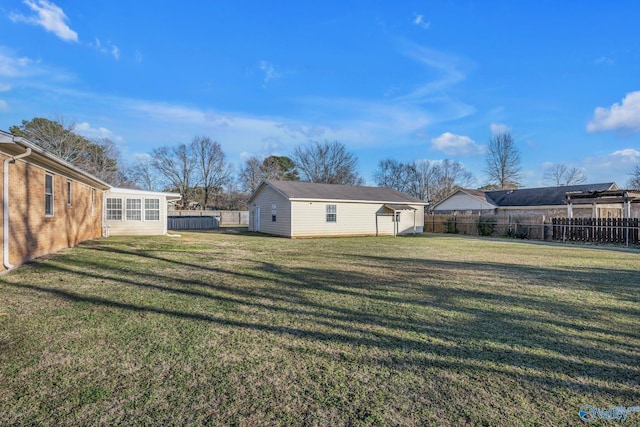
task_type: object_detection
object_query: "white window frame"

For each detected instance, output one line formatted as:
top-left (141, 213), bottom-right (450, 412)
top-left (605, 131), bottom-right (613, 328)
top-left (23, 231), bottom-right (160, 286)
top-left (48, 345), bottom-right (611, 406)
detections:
top-left (126, 198), bottom-right (142, 221)
top-left (45, 174), bottom-right (54, 217)
top-left (271, 204), bottom-right (277, 222)
top-left (145, 198), bottom-right (160, 221)
top-left (326, 204), bottom-right (337, 222)
top-left (106, 198), bottom-right (122, 221)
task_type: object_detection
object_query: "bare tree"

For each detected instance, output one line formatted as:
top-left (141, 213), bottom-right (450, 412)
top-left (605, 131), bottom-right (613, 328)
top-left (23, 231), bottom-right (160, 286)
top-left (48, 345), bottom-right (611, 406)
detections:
top-left (374, 159), bottom-right (437, 201)
top-left (192, 136), bottom-right (232, 209)
top-left (543, 164), bottom-right (587, 186)
top-left (431, 159), bottom-right (475, 203)
top-left (411, 160), bottom-right (439, 201)
top-left (151, 144), bottom-right (197, 209)
top-left (374, 159), bottom-right (414, 194)
top-left (628, 164), bottom-right (640, 189)
top-left (485, 132), bottom-right (521, 189)
top-left (292, 140), bottom-right (362, 185)
top-left (128, 154), bottom-right (161, 191)
top-left (239, 156), bottom-right (265, 193)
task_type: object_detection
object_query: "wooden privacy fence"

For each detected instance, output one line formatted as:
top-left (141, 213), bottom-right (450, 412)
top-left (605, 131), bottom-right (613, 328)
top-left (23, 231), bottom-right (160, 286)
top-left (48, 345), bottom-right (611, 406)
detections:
top-left (552, 218), bottom-right (640, 245)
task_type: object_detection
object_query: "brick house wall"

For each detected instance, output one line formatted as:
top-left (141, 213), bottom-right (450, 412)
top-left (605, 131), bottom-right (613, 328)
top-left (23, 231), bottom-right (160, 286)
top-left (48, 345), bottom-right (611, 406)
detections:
top-left (0, 152), bottom-right (105, 270)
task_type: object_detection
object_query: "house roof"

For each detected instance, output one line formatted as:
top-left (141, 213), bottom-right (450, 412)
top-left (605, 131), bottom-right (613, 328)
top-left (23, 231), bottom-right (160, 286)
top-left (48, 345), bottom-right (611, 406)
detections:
top-left (485, 183), bottom-right (617, 207)
top-left (0, 130), bottom-right (111, 190)
top-left (432, 182), bottom-right (619, 210)
top-left (248, 180), bottom-right (428, 205)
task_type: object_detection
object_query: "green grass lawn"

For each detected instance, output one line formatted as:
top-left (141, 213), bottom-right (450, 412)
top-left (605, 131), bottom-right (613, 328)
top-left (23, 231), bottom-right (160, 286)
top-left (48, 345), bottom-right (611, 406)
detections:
top-left (1, 231), bottom-right (639, 426)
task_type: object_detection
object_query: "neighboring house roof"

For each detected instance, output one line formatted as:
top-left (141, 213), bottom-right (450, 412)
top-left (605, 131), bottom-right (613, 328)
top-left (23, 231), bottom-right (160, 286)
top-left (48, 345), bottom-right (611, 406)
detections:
top-left (485, 183), bottom-right (617, 207)
top-left (432, 182), bottom-right (618, 210)
top-left (248, 180), bottom-right (428, 205)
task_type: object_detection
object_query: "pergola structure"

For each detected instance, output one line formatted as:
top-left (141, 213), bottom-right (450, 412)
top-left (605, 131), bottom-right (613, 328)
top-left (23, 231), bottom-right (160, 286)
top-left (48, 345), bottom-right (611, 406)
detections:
top-left (565, 190), bottom-right (640, 218)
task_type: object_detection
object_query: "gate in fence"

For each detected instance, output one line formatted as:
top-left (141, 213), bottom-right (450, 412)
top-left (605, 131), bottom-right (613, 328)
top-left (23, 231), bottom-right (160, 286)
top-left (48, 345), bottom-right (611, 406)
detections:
top-left (551, 217), bottom-right (640, 245)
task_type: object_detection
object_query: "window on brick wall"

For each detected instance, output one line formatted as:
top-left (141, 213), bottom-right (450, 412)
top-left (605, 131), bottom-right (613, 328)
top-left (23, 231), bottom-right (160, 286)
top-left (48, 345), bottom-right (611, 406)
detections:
top-left (126, 199), bottom-right (142, 221)
top-left (106, 198), bottom-right (122, 220)
top-left (45, 174), bottom-right (54, 216)
top-left (145, 199), bottom-right (160, 221)
top-left (67, 180), bottom-right (72, 205)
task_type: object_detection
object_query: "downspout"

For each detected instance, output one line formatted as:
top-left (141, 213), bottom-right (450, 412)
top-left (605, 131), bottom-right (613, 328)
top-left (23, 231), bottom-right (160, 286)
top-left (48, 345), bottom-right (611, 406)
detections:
top-left (4, 147), bottom-right (33, 269)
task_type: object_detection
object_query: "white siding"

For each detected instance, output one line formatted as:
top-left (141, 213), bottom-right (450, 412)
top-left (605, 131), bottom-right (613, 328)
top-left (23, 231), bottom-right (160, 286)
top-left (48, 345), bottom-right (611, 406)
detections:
top-left (291, 201), bottom-right (424, 237)
top-left (248, 185), bottom-right (292, 236)
top-left (104, 190), bottom-right (170, 236)
top-left (433, 192), bottom-right (495, 212)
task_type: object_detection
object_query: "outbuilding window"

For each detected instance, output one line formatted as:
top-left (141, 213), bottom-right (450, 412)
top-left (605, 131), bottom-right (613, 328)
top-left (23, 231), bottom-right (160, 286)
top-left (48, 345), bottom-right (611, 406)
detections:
top-left (326, 204), bottom-right (337, 222)
top-left (45, 174), bottom-right (54, 216)
top-left (392, 213), bottom-right (400, 222)
top-left (271, 204), bottom-right (277, 222)
top-left (106, 198), bottom-right (122, 220)
top-left (145, 199), bottom-right (160, 221)
top-left (126, 199), bottom-right (142, 221)
top-left (67, 180), bottom-right (72, 205)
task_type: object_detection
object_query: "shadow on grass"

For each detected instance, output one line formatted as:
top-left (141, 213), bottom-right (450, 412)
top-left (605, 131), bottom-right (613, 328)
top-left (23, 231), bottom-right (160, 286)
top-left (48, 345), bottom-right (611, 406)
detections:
top-left (2, 237), bottom-right (639, 400)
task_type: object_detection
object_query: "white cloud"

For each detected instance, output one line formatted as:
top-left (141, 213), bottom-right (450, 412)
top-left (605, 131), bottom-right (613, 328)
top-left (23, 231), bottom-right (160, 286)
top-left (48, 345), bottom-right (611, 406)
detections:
top-left (90, 38), bottom-right (120, 60)
top-left (394, 41), bottom-right (470, 102)
top-left (431, 132), bottom-right (485, 156)
top-left (594, 56), bottom-right (614, 66)
top-left (74, 122), bottom-right (123, 143)
top-left (0, 51), bottom-right (34, 77)
top-left (413, 14), bottom-right (431, 30)
top-left (612, 148), bottom-right (640, 161)
top-left (0, 83), bottom-right (11, 92)
top-left (587, 91), bottom-right (640, 133)
top-left (0, 100), bottom-right (9, 112)
top-left (9, 0), bottom-right (78, 42)
top-left (135, 50), bottom-right (143, 64)
top-left (490, 123), bottom-right (511, 135)
top-left (259, 60), bottom-right (281, 85)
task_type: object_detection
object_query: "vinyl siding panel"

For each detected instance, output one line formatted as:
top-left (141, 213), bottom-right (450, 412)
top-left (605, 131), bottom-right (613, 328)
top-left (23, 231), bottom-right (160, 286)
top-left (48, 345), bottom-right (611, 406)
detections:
top-left (433, 192), bottom-right (495, 212)
top-left (291, 201), bottom-right (424, 237)
top-left (248, 185), bottom-right (291, 236)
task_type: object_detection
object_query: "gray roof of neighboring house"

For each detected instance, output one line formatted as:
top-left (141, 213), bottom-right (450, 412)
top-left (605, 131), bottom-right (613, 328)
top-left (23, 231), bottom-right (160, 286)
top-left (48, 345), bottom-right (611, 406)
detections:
top-left (484, 183), bottom-right (617, 207)
top-left (250, 180), bottom-right (428, 205)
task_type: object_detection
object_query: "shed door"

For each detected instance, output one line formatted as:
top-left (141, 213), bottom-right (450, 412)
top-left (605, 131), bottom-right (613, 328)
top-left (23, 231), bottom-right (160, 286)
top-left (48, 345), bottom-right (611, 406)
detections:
top-left (255, 207), bottom-right (261, 232)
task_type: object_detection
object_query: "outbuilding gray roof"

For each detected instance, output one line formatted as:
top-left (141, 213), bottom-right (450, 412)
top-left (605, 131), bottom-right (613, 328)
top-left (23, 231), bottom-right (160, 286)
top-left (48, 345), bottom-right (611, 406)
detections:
top-left (251, 180), bottom-right (428, 204)
top-left (485, 183), bottom-right (617, 207)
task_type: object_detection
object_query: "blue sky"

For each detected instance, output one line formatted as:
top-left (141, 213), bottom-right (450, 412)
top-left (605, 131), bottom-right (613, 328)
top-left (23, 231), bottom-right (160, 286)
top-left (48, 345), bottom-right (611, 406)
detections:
top-left (1, 0), bottom-right (640, 188)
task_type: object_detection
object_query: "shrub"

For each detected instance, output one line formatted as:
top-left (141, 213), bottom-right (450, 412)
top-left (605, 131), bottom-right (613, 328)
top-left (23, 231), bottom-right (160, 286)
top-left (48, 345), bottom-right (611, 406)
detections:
top-left (444, 217), bottom-right (459, 234)
top-left (506, 221), bottom-right (529, 239)
top-left (477, 216), bottom-right (496, 236)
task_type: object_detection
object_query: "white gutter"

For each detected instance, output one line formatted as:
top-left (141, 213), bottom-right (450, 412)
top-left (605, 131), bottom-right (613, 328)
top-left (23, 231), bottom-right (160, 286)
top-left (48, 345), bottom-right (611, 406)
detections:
top-left (3, 147), bottom-right (33, 269)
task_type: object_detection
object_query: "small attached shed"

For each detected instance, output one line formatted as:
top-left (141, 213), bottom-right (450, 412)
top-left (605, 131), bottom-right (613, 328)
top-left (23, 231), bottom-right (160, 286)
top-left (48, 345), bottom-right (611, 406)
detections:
top-left (103, 188), bottom-right (181, 236)
top-left (247, 180), bottom-right (427, 238)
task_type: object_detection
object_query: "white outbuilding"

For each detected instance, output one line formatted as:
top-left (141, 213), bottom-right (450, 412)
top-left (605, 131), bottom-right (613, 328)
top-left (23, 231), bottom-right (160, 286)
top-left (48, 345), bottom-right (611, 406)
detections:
top-left (247, 180), bottom-right (427, 238)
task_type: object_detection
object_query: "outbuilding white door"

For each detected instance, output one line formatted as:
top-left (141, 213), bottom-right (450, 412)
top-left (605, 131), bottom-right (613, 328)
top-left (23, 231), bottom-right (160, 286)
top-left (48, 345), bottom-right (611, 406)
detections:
top-left (255, 207), bottom-right (261, 232)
